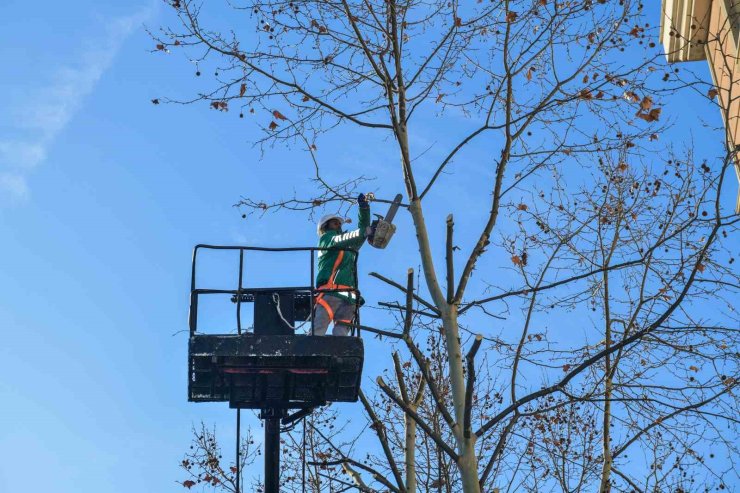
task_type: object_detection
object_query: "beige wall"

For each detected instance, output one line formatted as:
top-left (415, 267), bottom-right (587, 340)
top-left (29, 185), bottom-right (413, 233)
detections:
top-left (706, 1), bottom-right (740, 145)
top-left (705, 0), bottom-right (740, 211)
top-left (662, 0), bottom-right (740, 212)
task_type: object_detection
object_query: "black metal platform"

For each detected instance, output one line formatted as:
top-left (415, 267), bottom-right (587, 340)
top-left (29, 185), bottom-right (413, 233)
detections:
top-left (187, 245), bottom-right (367, 493)
top-left (189, 333), bottom-right (364, 409)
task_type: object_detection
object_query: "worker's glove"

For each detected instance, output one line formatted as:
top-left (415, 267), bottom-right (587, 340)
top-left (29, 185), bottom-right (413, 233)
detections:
top-left (357, 193), bottom-right (370, 209)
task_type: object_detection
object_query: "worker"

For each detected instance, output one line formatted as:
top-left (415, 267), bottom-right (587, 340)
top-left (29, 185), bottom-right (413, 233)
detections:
top-left (313, 193), bottom-right (371, 336)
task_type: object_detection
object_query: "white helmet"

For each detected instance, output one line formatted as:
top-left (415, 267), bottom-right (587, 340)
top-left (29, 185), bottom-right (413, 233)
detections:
top-left (317, 214), bottom-right (345, 236)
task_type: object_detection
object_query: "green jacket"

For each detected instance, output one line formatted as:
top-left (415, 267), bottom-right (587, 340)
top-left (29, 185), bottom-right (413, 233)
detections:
top-left (316, 206), bottom-right (370, 303)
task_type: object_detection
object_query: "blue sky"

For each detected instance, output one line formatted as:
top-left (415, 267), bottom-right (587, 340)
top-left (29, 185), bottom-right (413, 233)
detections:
top-left (0, 1), bottom-right (737, 492)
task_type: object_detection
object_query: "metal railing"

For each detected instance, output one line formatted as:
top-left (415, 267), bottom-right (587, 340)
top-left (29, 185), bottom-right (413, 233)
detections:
top-left (189, 245), bottom-right (360, 336)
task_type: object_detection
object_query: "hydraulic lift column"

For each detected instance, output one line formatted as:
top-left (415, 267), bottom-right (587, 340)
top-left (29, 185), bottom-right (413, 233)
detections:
top-left (263, 409), bottom-right (282, 493)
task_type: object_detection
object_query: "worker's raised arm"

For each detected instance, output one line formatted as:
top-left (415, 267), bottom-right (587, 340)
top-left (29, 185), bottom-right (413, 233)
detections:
top-left (328, 228), bottom-right (365, 249)
top-left (357, 193), bottom-right (370, 232)
top-left (326, 194), bottom-right (371, 249)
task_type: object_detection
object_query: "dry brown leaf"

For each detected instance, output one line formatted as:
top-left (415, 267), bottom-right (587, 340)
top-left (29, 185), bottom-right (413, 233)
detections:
top-left (639, 96), bottom-right (653, 111)
top-left (511, 255), bottom-right (522, 266)
top-left (579, 88), bottom-right (593, 100)
top-left (636, 108), bottom-right (661, 122)
top-left (708, 88), bottom-right (718, 99)
top-left (268, 121), bottom-right (278, 130)
top-left (239, 83), bottom-right (246, 97)
top-left (623, 91), bottom-right (640, 103)
top-left (506, 11), bottom-right (518, 23)
top-left (272, 110), bottom-right (287, 120)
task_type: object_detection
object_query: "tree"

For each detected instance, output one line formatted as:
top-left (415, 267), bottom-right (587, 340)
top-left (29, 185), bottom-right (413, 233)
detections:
top-left (156, 1), bottom-right (740, 491)
top-left (178, 423), bottom-right (259, 491)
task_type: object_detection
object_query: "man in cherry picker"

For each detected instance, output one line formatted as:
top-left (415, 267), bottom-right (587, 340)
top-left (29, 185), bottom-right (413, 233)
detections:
top-left (313, 193), bottom-right (371, 336)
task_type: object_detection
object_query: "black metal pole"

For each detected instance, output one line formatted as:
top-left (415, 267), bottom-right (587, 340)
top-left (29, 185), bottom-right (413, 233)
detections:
top-left (237, 249), bottom-right (244, 334)
top-left (235, 409), bottom-right (241, 493)
top-left (301, 419), bottom-right (306, 493)
top-left (310, 250), bottom-right (315, 336)
top-left (264, 412), bottom-right (281, 493)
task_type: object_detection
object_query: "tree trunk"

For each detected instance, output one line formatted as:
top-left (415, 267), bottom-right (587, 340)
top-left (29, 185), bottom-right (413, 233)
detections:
top-left (599, 328), bottom-right (613, 493)
top-left (599, 262), bottom-right (615, 493)
top-left (405, 198), bottom-right (481, 493)
top-left (598, 217), bottom-right (622, 493)
top-left (406, 408), bottom-right (418, 492)
top-left (442, 307), bottom-right (481, 493)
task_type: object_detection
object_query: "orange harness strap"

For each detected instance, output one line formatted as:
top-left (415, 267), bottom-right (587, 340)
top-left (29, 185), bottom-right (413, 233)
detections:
top-left (315, 249), bottom-right (359, 324)
top-left (315, 293), bottom-right (335, 321)
top-left (330, 250), bottom-right (344, 285)
top-left (318, 249), bottom-right (358, 295)
top-left (317, 283), bottom-right (354, 291)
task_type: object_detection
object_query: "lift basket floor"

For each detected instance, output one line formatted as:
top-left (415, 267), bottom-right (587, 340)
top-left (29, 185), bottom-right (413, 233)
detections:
top-left (188, 334), bottom-right (364, 409)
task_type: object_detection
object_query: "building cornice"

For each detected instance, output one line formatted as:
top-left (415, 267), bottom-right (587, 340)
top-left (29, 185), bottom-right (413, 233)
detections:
top-left (661, 0), bottom-right (712, 61)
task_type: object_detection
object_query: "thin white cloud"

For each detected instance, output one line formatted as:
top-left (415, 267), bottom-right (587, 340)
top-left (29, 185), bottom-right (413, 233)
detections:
top-left (0, 6), bottom-right (154, 202)
top-left (0, 141), bottom-right (47, 170)
top-left (0, 173), bottom-right (30, 201)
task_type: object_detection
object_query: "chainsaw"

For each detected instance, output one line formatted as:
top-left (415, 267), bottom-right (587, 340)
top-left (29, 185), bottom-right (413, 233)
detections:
top-left (366, 193), bottom-right (402, 249)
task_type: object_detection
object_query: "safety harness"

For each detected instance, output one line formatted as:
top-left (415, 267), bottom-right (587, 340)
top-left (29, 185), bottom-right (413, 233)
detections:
top-left (315, 250), bottom-right (357, 326)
